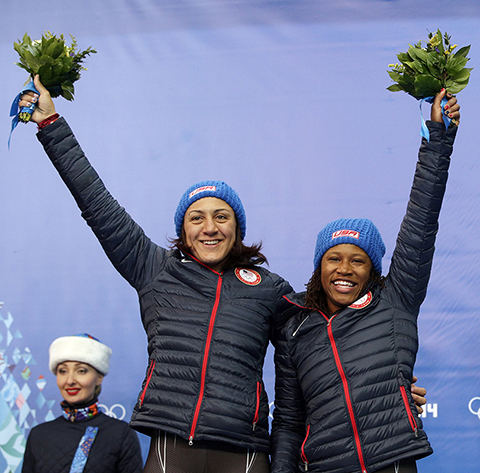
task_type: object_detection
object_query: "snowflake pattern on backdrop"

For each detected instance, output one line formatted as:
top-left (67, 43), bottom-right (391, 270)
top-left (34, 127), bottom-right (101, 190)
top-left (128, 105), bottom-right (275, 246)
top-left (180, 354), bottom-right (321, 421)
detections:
top-left (0, 301), bottom-right (56, 473)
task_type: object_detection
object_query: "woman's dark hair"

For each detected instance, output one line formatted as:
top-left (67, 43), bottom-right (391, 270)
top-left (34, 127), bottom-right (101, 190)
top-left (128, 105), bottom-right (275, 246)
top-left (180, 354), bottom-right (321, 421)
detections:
top-left (304, 266), bottom-right (386, 315)
top-left (169, 224), bottom-right (268, 269)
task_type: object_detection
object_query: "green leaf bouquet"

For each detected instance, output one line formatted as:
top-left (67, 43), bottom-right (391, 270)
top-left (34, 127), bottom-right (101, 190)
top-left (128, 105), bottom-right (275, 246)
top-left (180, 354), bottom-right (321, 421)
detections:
top-left (14, 31), bottom-right (96, 122)
top-left (387, 30), bottom-right (472, 99)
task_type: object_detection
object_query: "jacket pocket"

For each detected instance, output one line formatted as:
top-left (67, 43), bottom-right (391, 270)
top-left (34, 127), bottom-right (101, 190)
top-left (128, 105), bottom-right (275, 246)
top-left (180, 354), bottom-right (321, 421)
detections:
top-left (400, 385), bottom-right (418, 437)
top-left (300, 424), bottom-right (311, 471)
top-left (138, 359), bottom-right (156, 408)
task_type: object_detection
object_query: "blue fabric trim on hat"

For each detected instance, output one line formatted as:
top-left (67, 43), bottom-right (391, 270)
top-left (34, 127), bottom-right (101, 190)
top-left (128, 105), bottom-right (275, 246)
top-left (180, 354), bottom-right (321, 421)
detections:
top-left (174, 180), bottom-right (246, 239)
top-left (75, 333), bottom-right (101, 342)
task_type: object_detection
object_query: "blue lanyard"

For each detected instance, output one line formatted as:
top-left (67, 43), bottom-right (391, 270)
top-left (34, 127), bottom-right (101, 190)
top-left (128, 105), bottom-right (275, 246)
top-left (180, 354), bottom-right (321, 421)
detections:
top-left (69, 426), bottom-right (99, 473)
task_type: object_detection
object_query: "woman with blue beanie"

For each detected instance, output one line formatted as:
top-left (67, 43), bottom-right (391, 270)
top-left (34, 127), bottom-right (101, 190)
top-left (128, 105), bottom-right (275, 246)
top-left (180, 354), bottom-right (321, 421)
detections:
top-left (271, 89), bottom-right (460, 473)
top-left (18, 76), bottom-right (292, 473)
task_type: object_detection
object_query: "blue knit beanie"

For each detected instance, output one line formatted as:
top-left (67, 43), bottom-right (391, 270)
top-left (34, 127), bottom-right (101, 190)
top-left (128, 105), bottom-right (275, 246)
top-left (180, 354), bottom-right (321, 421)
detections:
top-left (174, 180), bottom-right (246, 239)
top-left (313, 218), bottom-right (385, 273)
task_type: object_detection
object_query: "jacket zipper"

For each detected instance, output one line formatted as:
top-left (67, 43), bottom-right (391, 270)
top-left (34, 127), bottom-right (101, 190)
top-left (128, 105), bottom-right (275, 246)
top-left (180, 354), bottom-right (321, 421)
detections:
top-left (138, 359), bottom-right (156, 408)
top-left (188, 274), bottom-right (223, 445)
top-left (400, 385), bottom-right (418, 437)
top-left (301, 424), bottom-right (311, 471)
top-left (327, 317), bottom-right (368, 473)
top-left (252, 381), bottom-right (262, 431)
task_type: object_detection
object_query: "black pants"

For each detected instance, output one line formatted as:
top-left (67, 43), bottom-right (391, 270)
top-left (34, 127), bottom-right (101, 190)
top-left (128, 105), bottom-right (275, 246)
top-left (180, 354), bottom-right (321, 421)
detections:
top-left (375, 458), bottom-right (417, 473)
top-left (143, 431), bottom-right (270, 473)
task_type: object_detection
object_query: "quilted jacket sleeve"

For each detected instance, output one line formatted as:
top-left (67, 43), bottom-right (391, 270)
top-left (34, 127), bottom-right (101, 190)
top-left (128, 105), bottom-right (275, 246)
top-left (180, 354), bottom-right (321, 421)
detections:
top-left (271, 321), bottom-right (307, 473)
top-left (37, 118), bottom-right (162, 291)
top-left (386, 120), bottom-right (457, 315)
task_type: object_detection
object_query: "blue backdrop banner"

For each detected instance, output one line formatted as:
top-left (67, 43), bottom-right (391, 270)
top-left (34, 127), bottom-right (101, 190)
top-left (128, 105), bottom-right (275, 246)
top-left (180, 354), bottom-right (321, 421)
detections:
top-left (1, 1), bottom-right (480, 471)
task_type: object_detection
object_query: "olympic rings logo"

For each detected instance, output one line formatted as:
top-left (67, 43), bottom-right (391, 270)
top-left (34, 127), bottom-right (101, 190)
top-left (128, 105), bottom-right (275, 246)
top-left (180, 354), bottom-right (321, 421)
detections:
top-left (98, 403), bottom-right (127, 420)
top-left (468, 397), bottom-right (480, 419)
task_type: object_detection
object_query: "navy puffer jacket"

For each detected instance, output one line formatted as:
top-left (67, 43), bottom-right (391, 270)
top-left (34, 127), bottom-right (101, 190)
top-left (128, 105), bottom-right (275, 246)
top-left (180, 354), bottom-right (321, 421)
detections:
top-left (37, 118), bottom-right (292, 453)
top-left (271, 120), bottom-right (457, 472)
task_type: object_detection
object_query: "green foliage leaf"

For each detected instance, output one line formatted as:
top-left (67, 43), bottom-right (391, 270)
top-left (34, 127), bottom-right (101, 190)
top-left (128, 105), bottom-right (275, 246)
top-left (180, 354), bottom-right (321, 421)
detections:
top-left (387, 70), bottom-right (402, 81)
top-left (37, 65), bottom-right (52, 83)
top-left (454, 45), bottom-right (471, 58)
top-left (452, 68), bottom-right (472, 81)
top-left (397, 52), bottom-right (410, 63)
top-left (414, 75), bottom-right (443, 97)
top-left (13, 31), bottom-right (96, 101)
top-left (46, 40), bottom-right (65, 59)
top-left (61, 82), bottom-right (75, 101)
top-left (446, 55), bottom-right (469, 74)
top-left (408, 46), bottom-right (429, 63)
top-left (387, 84), bottom-right (403, 92)
top-left (387, 30), bottom-right (472, 100)
top-left (445, 78), bottom-right (470, 94)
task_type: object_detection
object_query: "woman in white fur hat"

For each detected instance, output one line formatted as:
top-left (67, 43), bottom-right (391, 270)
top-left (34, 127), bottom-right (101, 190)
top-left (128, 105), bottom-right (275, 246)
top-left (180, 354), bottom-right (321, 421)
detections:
top-left (22, 334), bottom-right (143, 473)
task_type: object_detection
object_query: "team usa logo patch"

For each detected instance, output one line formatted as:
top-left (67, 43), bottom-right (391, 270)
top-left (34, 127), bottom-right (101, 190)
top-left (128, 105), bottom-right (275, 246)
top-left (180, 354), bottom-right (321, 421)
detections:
top-left (235, 268), bottom-right (262, 286)
top-left (349, 291), bottom-right (372, 309)
top-left (189, 186), bottom-right (216, 198)
top-left (332, 229), bottom-right (360, 240)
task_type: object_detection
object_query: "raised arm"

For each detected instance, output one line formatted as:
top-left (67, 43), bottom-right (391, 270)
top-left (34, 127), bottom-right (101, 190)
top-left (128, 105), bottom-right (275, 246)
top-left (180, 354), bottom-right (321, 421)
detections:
top-left (19, 76), bottom-right (162, 291)
top-left (385, 89), bottom-right (459, 314)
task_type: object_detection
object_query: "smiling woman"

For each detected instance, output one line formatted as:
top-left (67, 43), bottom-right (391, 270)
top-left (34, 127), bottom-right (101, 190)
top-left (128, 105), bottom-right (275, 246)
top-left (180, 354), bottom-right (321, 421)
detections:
top-left (170, 179), bottom-right (268, 272)
top-left (17, 77), bottom-right (293, 473)
top-left (307, 218), bottom-right (384, 315)
top-left (182, 197), bottom-right (237, 272)
top-left (271, 90), bottom-right (461, 473)
top-left (56, 361), bottom-right (104, 405)
top-left (21, 334), bottom-right (143, 473)
top-left (319, 244), bottom-right (373, 314)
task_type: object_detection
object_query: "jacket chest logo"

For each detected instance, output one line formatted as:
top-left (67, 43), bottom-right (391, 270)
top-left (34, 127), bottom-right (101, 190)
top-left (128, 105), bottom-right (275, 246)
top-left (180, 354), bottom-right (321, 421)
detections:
top-left (349, 291), bottom-right (372, 309)
top-left (235, 268), bottom-right (262, 286)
